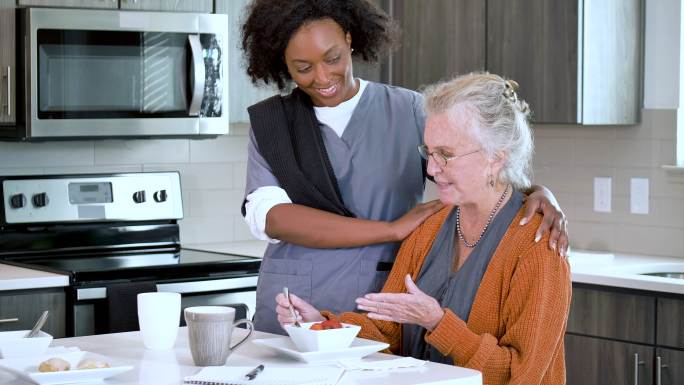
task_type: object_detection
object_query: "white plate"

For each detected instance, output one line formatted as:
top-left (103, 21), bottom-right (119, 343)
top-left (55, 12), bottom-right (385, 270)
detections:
top-left (0, 349), bottom-right (133, 385)
top-left (253, 336), bottom-right (389, 363)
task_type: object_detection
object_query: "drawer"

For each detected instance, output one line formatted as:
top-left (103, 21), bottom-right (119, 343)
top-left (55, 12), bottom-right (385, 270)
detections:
top-left (0, 288), bottom-right (66, 338)
top-left (567, 285), bottom-right (655, 344)
top-left (657, 297), bottom-right (684, 349)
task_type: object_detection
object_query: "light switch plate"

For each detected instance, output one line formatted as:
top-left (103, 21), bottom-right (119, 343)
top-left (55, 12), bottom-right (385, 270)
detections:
top-left (594, 177), bottom-right (612, 213)
top-left (630, 178), bottom-right (649, 214)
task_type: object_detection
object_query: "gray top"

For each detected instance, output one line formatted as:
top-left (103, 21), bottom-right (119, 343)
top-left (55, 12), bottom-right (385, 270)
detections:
top-left (402, 190), bottom-right (524, 364)
top-left (245, 82), bottom-right (427, 334)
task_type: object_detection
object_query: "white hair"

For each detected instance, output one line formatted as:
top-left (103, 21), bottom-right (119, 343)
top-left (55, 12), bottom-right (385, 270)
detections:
top-left (421, 72), bottom-right (534, 190)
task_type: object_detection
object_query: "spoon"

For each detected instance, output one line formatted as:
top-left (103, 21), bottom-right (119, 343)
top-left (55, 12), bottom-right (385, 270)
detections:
top-left (25, 310), bottom-right (49, 338)
top-left (282, 287), bottom-right (301, 327)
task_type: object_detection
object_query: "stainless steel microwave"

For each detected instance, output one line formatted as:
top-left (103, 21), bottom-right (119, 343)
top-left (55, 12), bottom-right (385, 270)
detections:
top-left (6, 7), bottom-right (228, 140)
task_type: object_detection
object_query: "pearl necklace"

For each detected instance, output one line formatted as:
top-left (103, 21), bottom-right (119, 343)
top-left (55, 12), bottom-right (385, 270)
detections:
top-left (456, 185), bottom-right (511, 248)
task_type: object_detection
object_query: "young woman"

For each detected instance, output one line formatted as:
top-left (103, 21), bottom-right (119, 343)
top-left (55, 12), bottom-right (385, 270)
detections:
top-left (241, 0), bottom-right (568, 334)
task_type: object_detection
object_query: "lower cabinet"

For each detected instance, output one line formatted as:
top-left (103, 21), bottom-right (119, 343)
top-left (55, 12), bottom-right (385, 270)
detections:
top-left (0, 288), bottom-right (66, 338)
top-left (566, 284), bottom-right (684, 385)
top-left (566, 334), bottom-right (653, 385)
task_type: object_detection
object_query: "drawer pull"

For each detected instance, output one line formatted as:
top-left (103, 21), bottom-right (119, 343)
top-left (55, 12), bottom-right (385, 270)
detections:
top-left (633, 353), bottom-right (645, 385)
top-left (0, 317), bottom-right (19, 324)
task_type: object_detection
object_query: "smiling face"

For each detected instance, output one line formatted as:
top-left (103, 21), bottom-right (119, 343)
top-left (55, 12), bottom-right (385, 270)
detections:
top-left (284, 18), bottom-right (357, 107)
top-left (424, 104), bottom-right (498, 207)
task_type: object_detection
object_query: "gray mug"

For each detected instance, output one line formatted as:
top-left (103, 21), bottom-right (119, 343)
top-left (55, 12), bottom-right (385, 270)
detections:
top-left (184, 306), bottom-right (254, 366)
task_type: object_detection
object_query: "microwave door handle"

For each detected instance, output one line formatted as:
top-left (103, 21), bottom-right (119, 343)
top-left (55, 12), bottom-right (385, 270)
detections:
top-left (188, 34), bottom-right (205, 117)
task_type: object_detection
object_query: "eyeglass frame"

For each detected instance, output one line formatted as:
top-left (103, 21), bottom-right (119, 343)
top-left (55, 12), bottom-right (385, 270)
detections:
top-left (417, 144), bottom-right (482, 168)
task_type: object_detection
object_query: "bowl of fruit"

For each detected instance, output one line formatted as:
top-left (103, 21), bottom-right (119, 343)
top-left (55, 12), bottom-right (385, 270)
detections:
top-left (283, 320), bottom-right (361, 352)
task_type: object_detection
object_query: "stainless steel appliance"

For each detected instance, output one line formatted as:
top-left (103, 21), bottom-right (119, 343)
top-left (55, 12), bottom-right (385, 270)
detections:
top-left (3, 8), bottom-right (228, 140)
top-left (0, 172), bottom-right (259, 337)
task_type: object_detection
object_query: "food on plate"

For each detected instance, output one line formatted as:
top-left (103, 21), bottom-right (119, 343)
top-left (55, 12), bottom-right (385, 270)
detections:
top-left (38, 357), bottom-right (70, 372)
top-left (77, 359), bottom-right (110, 370)
top-left (309, 320), bottom-right (343, 330)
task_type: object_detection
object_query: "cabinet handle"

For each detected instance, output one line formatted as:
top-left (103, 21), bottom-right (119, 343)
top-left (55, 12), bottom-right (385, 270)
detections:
top-left (656, 356), bottom-right (669, 385)
top-left (2, 66), bottom-right (9, 117)
top-left (633, 353), bottom-right (645, 385)
top-left (0, 317), bottom-right (19, 324)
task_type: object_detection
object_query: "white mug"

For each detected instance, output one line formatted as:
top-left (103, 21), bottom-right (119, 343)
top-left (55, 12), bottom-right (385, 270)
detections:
top-left (137, 292), bottom-right (181, 350)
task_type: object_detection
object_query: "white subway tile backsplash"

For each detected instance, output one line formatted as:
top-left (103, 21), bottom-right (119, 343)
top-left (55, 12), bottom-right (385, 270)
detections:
top-left (532, 137), bottom-right (574, 167)
top-left (143, 163), bottom-right (234, 190)
top-left (94, 140), bottom-right (190, 164)
top-left (179, 216), bottom-right (235, 244)
top-left (233, 216), bottom-right (254, 241)
top-left (573, 139), bottom-right (618, 167)
top-left (0, 141), bottom-right (94, 167)
top-left (189, 135), bottom-right (249, 163)
top-left (44, 164), bottom-right (142, 175)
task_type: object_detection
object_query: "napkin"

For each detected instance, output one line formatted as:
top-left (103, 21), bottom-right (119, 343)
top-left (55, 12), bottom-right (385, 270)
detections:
top-left (337, 356), bottom-right (427, 371)
top-left (183, 365), bottom-right (345, 385)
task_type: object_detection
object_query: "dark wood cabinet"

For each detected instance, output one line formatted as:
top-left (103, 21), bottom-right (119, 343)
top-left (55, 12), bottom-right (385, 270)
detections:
top-left (487, 0), bottom-right (579, 124)
top-left (0, 288), bottom-right (66, 338)
top-left (390, 0), bottom-right (485, 91)
top-left (567, 284), bottom-right (684, 385)
top-left (656, 348), bottom-right (684, 385)
top-left (0, 0), bottom-right (15, 125)
top-left (566, 334), bottom-right (653, 385)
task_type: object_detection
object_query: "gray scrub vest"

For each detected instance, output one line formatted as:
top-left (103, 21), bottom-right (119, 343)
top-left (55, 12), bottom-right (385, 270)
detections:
top-left (245, 82), bottom-right (427, 334)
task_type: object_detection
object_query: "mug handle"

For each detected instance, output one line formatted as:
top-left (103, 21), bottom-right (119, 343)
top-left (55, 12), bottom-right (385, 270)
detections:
top-left (230, 319), bottom-right (254, 351)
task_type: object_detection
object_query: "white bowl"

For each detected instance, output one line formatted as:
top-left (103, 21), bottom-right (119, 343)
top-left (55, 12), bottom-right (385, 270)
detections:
top-left (0, 330), bottom-right (53, 358)
top-left (283, 322), bottom-right (360, 352)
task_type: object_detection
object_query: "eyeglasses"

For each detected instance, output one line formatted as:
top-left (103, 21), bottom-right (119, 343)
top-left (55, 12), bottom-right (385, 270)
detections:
top-left (417, 144), bottom-right (481, 168)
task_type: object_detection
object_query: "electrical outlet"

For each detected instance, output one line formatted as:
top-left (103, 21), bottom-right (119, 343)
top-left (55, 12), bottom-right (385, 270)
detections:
top-left (594, 177), bottom-right (612, 213)
top-left (630, 178), bottom-right (649, 214)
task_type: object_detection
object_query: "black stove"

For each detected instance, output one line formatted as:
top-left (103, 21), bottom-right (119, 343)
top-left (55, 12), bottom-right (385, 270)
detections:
top-left (0, 172), bottom-right (261, 337)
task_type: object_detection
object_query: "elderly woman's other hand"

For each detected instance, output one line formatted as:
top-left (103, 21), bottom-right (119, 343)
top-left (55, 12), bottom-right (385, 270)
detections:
top-left (520, 185), bottom-right (569, 257)
top-left (356, 275), bottom-right (445, 331)
top-left (275, 293), bottom-right (325, 326)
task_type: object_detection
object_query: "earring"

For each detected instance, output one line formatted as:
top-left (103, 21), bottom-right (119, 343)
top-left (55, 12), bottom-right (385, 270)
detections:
top-left (488, 174), bottom-right (495, 187)
top-left (351, 48), bottom-right (354, 53)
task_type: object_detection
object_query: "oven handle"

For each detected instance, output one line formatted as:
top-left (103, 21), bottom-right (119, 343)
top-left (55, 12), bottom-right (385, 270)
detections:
top-left (76, 276), bottom-right (258, 300)
top-left (188, 34), bottom-right (205, 117)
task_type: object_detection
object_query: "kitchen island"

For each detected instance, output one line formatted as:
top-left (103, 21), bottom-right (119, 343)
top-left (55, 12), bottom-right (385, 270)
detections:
top-left (0, 327), bottom-right (482, 385)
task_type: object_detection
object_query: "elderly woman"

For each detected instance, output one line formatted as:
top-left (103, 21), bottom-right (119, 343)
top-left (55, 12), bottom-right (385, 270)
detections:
top-left (276, 73), bottom-right (571, 385)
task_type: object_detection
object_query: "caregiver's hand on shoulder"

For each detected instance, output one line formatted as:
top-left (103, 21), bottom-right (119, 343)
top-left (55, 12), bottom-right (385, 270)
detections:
top-left (521, 185), bottom-right (569, 257)
top-left (275, 293), bottom-right (325, 326)
top-left (389, 200), bottom-right (444, 241)
top-left (356, 275), bottom-right (444, 331)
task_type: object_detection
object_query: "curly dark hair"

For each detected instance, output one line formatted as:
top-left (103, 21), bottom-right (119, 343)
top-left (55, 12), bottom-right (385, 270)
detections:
top-left (241, 0), bottom-right (398, 90)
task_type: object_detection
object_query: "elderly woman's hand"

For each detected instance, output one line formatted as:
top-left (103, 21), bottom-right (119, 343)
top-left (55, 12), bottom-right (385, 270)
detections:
top-left (521, 185), bottom-right (569, 257)
top-left (275, 293), bottom-right (325, 326)
top-left (355, 275), bottom-right (445, 331)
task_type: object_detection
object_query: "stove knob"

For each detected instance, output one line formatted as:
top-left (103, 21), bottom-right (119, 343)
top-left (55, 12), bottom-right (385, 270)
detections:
top-left (132, 190), bottom-right (146, 204)
top-left (153, 190), bottom-right (167, 203)
top-left (32, 192), bottom-right (49, 208)
top-left (9, 193), bottom-right (26, 209)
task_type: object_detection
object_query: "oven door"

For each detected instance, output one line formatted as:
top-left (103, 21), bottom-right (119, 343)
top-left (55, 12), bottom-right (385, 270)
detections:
top-left (71, 276), bottom-right (256, 337)
top-left (21, 8), bottom-right (227, 139)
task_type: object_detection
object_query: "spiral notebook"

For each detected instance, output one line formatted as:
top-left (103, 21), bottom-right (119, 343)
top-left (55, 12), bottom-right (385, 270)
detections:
top-left (183, 366), bottom-right (345, 385)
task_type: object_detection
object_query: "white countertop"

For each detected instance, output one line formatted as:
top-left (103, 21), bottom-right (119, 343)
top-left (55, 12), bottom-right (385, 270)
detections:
top-left (0, 263), bottom-right (68, 291)
top-left (0, 328), bottom-right (482, 385)
top-left (569, 250), bottom-right (684, 294)
top-left (183, 240), bottom-right (268, 258)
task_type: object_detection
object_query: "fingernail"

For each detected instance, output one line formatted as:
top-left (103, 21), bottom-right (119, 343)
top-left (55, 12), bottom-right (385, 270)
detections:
top-left (519, 218), bottom-right (528, 225)
top-left (551, 242), bottom-right (556, 251)
top-left (534, 233), bottom-right (541, 243)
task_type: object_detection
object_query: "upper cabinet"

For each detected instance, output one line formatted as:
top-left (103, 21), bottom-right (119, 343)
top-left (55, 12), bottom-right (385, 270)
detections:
top-left (18, 0), bottom-right (118, 9)
top-left (390, 0), bottom-right (485, 91)
top-left (487, 0), bottom-right (643, 124)
top-left (388, 0), bottom-right (643, 125)
top-left (215, 0), bottom-right (278, 124)
top-left (0, 0), bottom-right (15, 125)
top-left (119, 0), bottom-right (212, 13)
top-left (18, 0), bottom-right (213, 12)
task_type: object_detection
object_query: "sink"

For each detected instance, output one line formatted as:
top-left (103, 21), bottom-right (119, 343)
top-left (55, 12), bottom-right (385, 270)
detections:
top-left (641, 272), bottom-right (684, 279)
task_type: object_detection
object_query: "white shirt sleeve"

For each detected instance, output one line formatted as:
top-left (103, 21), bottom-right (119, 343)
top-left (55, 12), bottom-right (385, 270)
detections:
top-left (244, 186), bottom-right (292, 243)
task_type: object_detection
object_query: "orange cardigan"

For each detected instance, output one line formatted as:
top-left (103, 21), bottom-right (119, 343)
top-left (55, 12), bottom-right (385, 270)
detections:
top-left (324, 206), bottom-right (571, 385)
